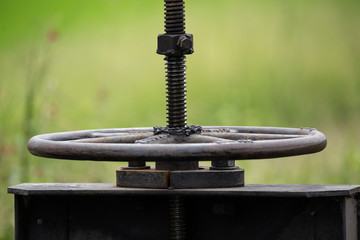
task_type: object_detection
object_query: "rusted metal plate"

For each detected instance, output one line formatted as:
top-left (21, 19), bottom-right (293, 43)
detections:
top-left (170, 167), bottom-right (244, 189)
top-left (116, 167), bottom-right (244, 189)
top-left (8, 183), bottom-right (360, 198)
top-left (116, 169), bottom-right (170, 189)
top-left (27, 126), bottom-right (327, 162)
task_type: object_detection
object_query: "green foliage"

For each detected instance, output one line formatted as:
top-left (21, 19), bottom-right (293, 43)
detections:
top-left (1, 0), bottom-right (360, 238)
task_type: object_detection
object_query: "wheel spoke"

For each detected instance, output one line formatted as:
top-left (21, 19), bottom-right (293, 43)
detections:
top-left (136, 134), bottom-right (235, 144)
top-left (71, 132), bottom-right (153, 143)
top-left (89, 129), bottom-right (153, 138)
top-left (203, 126), bottom-right (312, 135)
top-left (201, 132), bottom-right (301, 141)
top-left (185, 134), bottom-right (234, 143)
top-left (135, 134), bottom-right (176, 144)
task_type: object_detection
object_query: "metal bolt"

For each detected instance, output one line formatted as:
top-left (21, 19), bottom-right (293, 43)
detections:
top-left (122, 160), bottom-right (150, 170)
top-left (177, 36), bottom-right (192, 51)
top-left (210, 160), bottom-right (239, 170)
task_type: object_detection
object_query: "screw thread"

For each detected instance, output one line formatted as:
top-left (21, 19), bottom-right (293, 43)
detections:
top-left (169, 196), bottom-right (186, 240)
top-left (165, 56), bottom-right (187, 128)
top-left (164, 0), bottom-right (185, 34)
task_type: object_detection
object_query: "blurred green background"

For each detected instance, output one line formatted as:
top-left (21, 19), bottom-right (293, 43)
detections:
top-left (0, 0), bottom-right (359, 238)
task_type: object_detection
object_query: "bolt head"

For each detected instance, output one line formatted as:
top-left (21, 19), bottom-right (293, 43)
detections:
top-left (178, 36), bottom-right (192, 51)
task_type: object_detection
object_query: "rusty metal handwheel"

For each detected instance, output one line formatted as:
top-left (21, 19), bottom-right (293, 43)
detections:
top-left (28, 126), bottom-right (326, 162)
top-left (27, 0), bottom-right (327, 190)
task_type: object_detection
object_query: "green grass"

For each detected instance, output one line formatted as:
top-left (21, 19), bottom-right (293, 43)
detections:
top-left (1, 0), bottom-right (360, 238)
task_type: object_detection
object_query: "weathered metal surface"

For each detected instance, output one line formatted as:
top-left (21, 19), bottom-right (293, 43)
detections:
top-left (210, 160), bottom-right (237, 170)
top-left (343, 197), bottom-right (358, 240)
top-left (27, 126), bottom-right (327, 162)
top-left (123, 160), bottom-right (150, 170)
top-left (116, 167), bottom-right (244, 189)
top-left (116, 169), bottom-right (170, 189)
top-left (71, 132), bottom-right (152, 143)
top-left (8, 183), bottom-right (360, 198)
top-left (170, 168), bottom-right (244, 189)
top-left (14, 195), bottom-right (69, 240)
top-left (154, 125), bottom-right (202, 136)
top-left (186, 196), bottom-right (355, 240)
top-left (14, 195), bottom-right (169, 240)
top-left (10, 186), bottom-right (359, 240)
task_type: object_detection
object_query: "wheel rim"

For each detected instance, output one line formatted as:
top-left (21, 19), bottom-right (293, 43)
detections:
top-left (28, 126), bottom-right (327, 161)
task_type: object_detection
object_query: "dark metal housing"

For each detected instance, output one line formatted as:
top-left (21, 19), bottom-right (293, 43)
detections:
top-left (9, 183), bottom-right (359, 240)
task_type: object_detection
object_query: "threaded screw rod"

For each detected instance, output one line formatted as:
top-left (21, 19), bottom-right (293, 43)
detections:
top-left (169, 195), bottom-right (186, 240)
top-left (165, 55), bottom-right (187, 128)
top-left (164, 0), bottom-right (186, 34)
top-left (164, 0), bottom-right (188, 129)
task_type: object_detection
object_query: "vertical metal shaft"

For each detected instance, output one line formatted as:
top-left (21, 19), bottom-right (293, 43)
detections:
top-left (164, 0), bottom-right (187, 128)
top-left (165, 56), bottom-right (187, 128)
top-left (164, 0), bottom-right (185, 34)
top-left (170, 196), bottom-right (186, 240)
top-left (164, 2), bottom-right (188, 237)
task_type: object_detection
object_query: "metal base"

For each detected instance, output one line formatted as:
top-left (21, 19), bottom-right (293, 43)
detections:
top-left (8, 183), bottom-right (360, 240)
top-left (116, 167), bottom-right (245, 189)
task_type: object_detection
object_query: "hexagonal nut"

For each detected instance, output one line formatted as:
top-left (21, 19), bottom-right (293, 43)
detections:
top-left (157, 34), bottom-right (194, 56)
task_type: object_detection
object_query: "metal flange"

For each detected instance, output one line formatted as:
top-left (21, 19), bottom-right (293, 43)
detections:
top-left (116, 167), bottom-right (245, 189)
